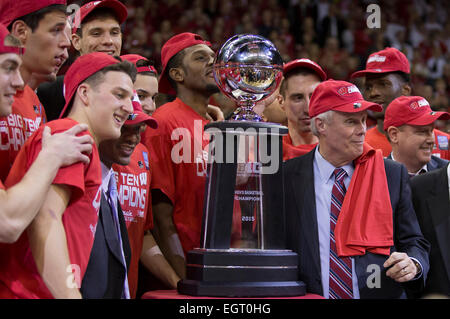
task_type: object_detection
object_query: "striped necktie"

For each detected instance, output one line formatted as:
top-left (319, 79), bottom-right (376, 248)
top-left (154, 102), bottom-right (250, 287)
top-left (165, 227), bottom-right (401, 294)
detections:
top-left (329, 168), bottom-right (353, 299)
top-left (108, 173), bottom-right (130, 299)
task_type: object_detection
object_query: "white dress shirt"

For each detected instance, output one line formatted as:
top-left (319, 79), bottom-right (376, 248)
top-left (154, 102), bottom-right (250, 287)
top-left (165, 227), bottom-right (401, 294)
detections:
top-left (313, 147), bottom-right (360, 299)
top-left (390, 152), bottom-right (428, 176)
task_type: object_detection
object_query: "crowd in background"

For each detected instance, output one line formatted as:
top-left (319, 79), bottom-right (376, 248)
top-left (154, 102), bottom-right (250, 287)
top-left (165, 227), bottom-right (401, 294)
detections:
top-left (114, 0), bottom-right (450, 116)
top-left (65, 0), bottom-right (450, 123)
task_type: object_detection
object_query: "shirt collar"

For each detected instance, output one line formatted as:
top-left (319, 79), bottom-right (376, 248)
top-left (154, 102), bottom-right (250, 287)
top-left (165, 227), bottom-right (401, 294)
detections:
top-left (390, 152), bottom-right (428, 175)
top-left (100, 162), bottom-right (113, 193)
top-left (314, 146), bottom-right (355, 183)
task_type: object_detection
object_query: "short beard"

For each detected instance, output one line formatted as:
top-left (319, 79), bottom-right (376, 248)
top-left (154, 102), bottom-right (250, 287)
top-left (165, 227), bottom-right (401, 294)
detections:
top-left (205, 83), bottom-right (220, 95)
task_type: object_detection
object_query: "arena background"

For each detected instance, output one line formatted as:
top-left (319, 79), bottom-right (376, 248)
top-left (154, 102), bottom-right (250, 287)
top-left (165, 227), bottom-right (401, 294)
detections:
top-left (66, 0), bottom-right (450, 132)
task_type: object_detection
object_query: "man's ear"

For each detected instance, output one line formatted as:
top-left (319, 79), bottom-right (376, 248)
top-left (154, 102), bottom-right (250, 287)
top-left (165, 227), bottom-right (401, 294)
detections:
top-left (314, 116), bottom-right (327, 136)
top-left (277, 94), bottom-right (285, 111)
top-left (71, 33), bottom-right (82, 52)
top-left (168, 67), bottom-right (184, 84)
top-left (401, 83), bottom-right (412, 96)
top-left (10, 20), bottom-right (30, 46)
top-left (387, 126), bottom-right (400, 144)
top-left (76, 83), bottom-right (90, 106)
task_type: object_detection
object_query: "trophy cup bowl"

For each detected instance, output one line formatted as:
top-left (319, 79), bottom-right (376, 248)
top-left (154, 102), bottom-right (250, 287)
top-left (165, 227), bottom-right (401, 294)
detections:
top-left (213, 34), bottom-right (283, 121)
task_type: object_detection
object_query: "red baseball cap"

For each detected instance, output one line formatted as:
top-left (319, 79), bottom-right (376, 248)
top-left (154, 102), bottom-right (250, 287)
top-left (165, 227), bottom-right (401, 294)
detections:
top-left (121, 54), bottom-right (157, 75)
top-left (384, 96), bottom-right (450, 130)
top-left (309, 79), bottom-right (382, 118)
top-left (351, 47), bottom-right (410, 78)
top-left (159, 32), bottom-right (211, 95)
top-left (59, 52), bottom-right (121, 118)
top-left (0, 23), bottom-right (24, 55)
top-left (125, 91), bottom-right (158, 128)
top-left (0, 0), bottom-right (66, 27)
top-left (71, 0), bottom-right (128, 33)
top-left (283, 58), bottom-right (327, 81)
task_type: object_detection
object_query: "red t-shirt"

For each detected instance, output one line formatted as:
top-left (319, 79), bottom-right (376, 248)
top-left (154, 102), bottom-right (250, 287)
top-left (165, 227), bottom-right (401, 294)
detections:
top-left (364, 127), bottom-right (391, 157)
top-left (0, 85), bottom-right (46, 182)
top-left (282, 134), bottom-right (317, 161)
top-left (112, 143), bottom-right (153, 299)
top-left (365, 126), bottom-right (450, 160)
top-left (141, 98), bottom-right (210, 255)
top-left (0, 118), bottom-right (102, 299)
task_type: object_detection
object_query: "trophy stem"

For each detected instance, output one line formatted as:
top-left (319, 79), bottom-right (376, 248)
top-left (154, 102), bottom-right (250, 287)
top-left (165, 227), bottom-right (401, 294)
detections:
top-left (231, 100), bottom-right (263, 122)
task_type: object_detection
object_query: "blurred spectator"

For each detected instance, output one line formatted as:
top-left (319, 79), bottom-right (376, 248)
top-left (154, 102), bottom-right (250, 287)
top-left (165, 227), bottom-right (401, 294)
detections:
top-left (319, 37), bottom-right (347, 79)
top-left (123, 19), bottom-right (153, 58)
top-left (409, 19), bottom-right (427, 49)
top-left (411, 48), bottom-right (430, 85)
top-left (258, 9), bottom-right (274, 38)
top-left (235, 13), bottom-right (257, 35)
top-left (279, 18), bottom-right (295, 58)
top-left (342, 18), bottom-right (355, 53)
top-left (427, 45), bottom-right (446, 81)
top-left (319, 2), bottom-right (346, 47)
top-left (431, 79), bottom-right (449, 111)
top-left (443, 64), bottom-right (450, 97)
top-left (391, 29), bottom-right (413, 61)
top-left (160, 19), bottom-right (174, 43)
top-left (416, 84), bottom-right (434, 102)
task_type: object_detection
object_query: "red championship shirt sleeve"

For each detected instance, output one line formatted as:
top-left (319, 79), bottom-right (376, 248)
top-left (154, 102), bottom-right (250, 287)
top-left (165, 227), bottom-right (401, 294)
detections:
top-left (144, 160), bottom-right (154, 231)
top-left (5, 119), bottom-right (88, 200)
top-left (0, 118), bottom-right (100, 299)
top-left (0, 85), bottom-right (46, 182)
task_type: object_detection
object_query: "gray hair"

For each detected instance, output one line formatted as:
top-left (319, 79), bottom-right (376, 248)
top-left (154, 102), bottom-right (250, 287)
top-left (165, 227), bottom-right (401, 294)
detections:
top-left (311, 110), bottom-right (334, 137)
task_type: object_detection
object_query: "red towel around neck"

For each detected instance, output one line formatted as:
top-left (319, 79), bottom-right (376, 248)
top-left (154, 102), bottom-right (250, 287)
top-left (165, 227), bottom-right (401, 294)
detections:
top-left (334, 143), bottom-right (394, 257)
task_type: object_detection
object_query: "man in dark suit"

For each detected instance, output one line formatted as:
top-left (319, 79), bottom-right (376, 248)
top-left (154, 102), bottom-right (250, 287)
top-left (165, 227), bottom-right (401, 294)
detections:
top-left (81, 192), bottom-right (131, 298)
top-left (81, 88), bottom-right (159, 299)
top-left (284, 80), bottom-right (430, 299)
top-left (410, 163), bottom-right (450, 297)
top-left (384, 96), bottom-right (449, 176)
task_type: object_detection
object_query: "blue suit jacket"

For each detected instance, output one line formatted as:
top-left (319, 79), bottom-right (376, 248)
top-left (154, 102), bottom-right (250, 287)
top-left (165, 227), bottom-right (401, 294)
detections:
top-left (426, 156), bottom-right (449, 171)
top-left (284, 149), bottom-right (430, 299)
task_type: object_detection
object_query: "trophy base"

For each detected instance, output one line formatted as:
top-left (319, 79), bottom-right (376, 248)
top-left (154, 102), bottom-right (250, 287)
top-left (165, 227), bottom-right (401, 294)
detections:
top-left (177, 249), bottom-right (307, 297)
top-left (178, 280), bottom-right (306, 297)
